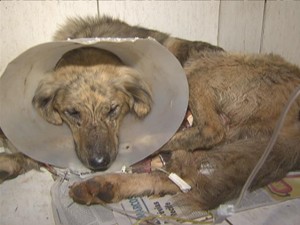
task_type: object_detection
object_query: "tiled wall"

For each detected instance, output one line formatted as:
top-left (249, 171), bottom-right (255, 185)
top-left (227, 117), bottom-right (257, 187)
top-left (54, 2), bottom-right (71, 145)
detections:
top-left (218, 0), bottom-right (300, 67)
top-left (1, 0), bottom-right (299, 76)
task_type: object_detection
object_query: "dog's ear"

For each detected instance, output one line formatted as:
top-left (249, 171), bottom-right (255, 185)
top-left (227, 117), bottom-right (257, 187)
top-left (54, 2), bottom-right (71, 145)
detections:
top-left (32, 74), bottom-right (63, 125)
top-left (116, 68), bottom-right (153, 118)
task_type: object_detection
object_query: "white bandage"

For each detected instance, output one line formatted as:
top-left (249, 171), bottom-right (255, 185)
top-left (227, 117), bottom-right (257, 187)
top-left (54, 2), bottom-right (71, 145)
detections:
top-left (168, 173), bottom-right (191, 193)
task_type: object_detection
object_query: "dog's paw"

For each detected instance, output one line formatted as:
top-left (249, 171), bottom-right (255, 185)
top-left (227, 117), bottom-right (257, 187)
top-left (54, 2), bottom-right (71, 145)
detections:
top-left (0, 153), bottom-right (22, 183)
top-left (69, 175), bottom-right (121, 205)
top-left (0, 152), bottom-right (41, 183)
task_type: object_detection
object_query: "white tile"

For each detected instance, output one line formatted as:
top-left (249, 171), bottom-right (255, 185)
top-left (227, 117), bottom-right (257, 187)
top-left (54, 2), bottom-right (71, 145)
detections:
top-left (96, 1), bottom-right (220, 44)
top-left (261, 1), bottom-right (300, 67)
top-left (218, 0), bottom-right (265, 53)
top-left (0, 0), bottom-right (98, 76)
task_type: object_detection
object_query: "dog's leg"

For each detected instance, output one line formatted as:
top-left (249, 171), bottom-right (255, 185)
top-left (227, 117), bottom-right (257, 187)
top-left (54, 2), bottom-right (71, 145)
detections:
top-left (0, 129), bottom-right (41, 183)
top-left (69, 150), bottom-right (197, 205)
top-left (162, 85), bottom-right (227, 151)
top-left (0, 152), bottom-right (41, 183)
top-left (69, 172), bottom-right (180, 205)
top-left (162, 125), bottom-right (224, 151)
top-left (69, 137), bottom-right (300, 209)
top-left (181, 137), bottom-right (300, 210)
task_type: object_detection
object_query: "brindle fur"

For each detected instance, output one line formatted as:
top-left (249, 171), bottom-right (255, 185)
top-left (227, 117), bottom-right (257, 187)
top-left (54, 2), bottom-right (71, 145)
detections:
top-left (0, 129), bottom-right (41, 183)
top-left (32, 47), bottom-right (153, 170)
top-left (1, 16), bottom-right (300, 210)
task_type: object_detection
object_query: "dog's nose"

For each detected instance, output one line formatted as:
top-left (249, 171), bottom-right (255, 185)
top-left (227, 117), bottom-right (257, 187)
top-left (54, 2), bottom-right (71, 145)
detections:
top-left (88, 155), bottom-right (110, 171)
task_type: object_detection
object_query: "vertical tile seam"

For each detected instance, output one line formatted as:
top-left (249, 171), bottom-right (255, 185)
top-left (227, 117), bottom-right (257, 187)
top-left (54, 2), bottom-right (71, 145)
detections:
top-left (259, 0), bottom-right (267, 54)
top-left (217, 0), bottom-right (221, 47)
top-left (97, 0), bottom-right (100, 17)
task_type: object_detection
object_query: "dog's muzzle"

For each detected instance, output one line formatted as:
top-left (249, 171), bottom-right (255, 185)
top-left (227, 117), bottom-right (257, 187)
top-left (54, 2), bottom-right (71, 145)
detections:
top-left (88, 152), bottom-right (111, 171)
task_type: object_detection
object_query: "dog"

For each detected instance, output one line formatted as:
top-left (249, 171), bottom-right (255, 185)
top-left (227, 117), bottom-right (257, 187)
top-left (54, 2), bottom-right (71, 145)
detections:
top-left (1, 16), bottom-right (300, 210)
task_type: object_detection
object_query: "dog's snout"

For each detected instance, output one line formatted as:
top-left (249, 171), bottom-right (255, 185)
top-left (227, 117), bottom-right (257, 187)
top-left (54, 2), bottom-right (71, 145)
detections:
top-left (74, 124), bottom-right (118, 171)
top-left (88, 154), bottom-right (110, 171)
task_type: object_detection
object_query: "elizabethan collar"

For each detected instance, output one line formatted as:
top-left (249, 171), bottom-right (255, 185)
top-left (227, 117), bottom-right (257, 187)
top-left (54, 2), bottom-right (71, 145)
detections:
top-left (0, 38), bottom-right (188, 172)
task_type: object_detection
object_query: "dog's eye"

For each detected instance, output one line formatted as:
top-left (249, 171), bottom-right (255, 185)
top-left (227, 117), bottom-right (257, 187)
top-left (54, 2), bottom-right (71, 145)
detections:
top-left (108, 104), bottom-right (119, 117)
top-left (64, 108), bottom-right (81, 120)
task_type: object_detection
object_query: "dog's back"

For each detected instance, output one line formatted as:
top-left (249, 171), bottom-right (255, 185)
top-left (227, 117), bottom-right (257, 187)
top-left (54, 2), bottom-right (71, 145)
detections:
top-left (54, 16), bottom-right (223, 65)
top-left (185, 52), bottom-right (300, 141)
top-left (55, 15), bottom-right (300, 168)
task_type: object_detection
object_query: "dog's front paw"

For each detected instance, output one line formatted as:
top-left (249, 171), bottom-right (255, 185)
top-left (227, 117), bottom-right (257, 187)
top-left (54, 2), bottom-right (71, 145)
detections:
top-left (69, 175), bottom-right (121, 205)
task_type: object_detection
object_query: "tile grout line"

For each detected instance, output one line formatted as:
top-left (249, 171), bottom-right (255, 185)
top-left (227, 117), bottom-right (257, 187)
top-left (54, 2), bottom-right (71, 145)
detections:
top-left (259, 0), bottom-right (267, 54)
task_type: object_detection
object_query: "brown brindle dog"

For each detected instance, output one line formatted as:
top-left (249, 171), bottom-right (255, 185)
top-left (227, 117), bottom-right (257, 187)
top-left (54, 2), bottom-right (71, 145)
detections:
top-left (32, 47), bottom-right (153, 170)
top-left (1, 16), bottom-right (300, 210)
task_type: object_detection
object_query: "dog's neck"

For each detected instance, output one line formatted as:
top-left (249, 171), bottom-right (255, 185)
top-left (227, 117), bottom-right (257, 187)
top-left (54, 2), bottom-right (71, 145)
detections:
top-left (55, 47), bottom-right (123, 69)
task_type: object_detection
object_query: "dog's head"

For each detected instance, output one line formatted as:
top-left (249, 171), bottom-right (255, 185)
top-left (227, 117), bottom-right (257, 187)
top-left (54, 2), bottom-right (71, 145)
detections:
top-left (32, 48), bottom-right (152, 170)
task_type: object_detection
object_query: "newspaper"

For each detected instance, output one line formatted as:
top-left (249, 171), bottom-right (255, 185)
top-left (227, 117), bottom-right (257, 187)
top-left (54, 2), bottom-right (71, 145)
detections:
top-left (51, 171), bottom-right (300, 225)
top-left (50, 176), bottom-right (211, 225)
